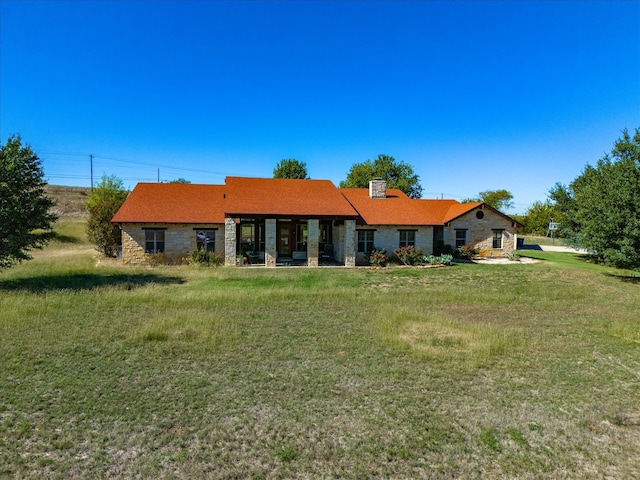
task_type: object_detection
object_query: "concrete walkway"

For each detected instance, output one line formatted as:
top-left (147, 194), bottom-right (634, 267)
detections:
top-left (520, 244), bottom-right (589, 253)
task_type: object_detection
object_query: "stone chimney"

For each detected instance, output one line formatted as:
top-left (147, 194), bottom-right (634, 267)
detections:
top-left (369, 179), bottom-right (387, 199)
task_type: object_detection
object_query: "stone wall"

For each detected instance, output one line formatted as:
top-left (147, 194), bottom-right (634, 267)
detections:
top-left (445, 208), bottom-right (516, 257)
top-left (265, 219), bottom-right (277, 267)
top-left (354, 226), bottom-right (434, 264)
top-left (344, 220), bottom-right (356, 267)
top-left (224, 218), bottom-right (236, 266)
top-left (120, 223), bottom-right (224, 265)
top-left (307, 219), bottom-right (319, 267)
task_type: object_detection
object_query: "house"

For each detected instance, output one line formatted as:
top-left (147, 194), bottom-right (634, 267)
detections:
top-left (111, 177), bottom-right (520, 266)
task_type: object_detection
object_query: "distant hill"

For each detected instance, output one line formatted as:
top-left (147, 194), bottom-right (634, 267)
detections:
top-left (45, 185), bottom-right (90, 218)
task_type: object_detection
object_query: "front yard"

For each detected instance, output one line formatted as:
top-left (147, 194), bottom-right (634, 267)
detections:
top-left (0, 221), bottom-right (639, 478)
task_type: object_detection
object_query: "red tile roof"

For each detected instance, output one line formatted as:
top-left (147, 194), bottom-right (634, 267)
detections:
top-left (224, 177), bottom-right (357, 217)
top-left (341, 188), bottom-right (429, 225)
top-left (112, 178), bottom-right (519, 227)
top-left (111, 183), bottom-right (226, 224)
top-left (341, 190), bottom-right (484, 225)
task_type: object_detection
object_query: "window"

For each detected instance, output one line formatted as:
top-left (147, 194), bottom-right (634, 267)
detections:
top-left (455, 229), bottom-right (467, 249)
top-left (399, 230), bottom-right (415, 247)
top-left (145, 229), bottom-right (165, 253)
top-left (492, 229), bottom-right (504, 249)
top-left (196, 230), bottom-right (215, 252)
top-left (296, 223), bottom-right (308, 251)
top-left (357, 230), bottom-right (374, 253)
top-left (240, 223), bottom-right (255, 252)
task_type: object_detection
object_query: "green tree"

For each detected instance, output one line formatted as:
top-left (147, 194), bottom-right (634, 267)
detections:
top-left (463, 189), bottom-right (514, 211)
top-left (169, 178), bottom-right (191, 184)
top-left (273, 159), bottom-right (309, 179)
top-left (339, 154), bottom-right (423, 199)
top-left (569, 128), bottom-right (640, 269)
top-left (0, 135), bottom-right (58, 269)
top-left (523, 200), bottom-right (560, 235)
top-left (86, 174), bottom-right (129, 257)
top-left (547, 182), bottom-right (578, 238)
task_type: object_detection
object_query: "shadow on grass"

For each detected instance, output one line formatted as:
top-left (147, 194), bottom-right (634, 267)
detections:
top-left (0, 272), bottom-right (186, 292)
top-left (52, 233), bottom-right (82, 244)
top-left (604, 273), bottom-right (640, 284)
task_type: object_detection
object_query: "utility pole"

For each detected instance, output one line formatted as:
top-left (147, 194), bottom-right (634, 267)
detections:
top-left (157, 168), bottom-right (160, 183)
top-left (90, 154), bottom-right (94, 191)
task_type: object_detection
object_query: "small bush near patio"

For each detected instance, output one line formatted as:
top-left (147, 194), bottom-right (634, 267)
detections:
top-left (368, 247), bottom-right (387, 267)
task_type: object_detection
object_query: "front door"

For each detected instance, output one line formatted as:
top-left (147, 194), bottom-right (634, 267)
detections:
top-left (277, 222), bottom-right (293, 258)
top-left (433, 226), bottom-right (444, 255)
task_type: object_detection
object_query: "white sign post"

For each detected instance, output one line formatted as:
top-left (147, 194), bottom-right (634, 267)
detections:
top-left (548, 221), bottom-right (558, 245)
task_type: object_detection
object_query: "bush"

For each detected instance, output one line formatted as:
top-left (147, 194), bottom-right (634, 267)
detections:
top-left (188, 249), bottom-right (223, 267)
top-left (147, 252), bottom-right (169, 267)
top-left (422, 254), bottom-right (453, 266)
top-left (393, 245), bottom-right (424, 265)
top-left (457, 244), bottom-right (479, 260)
top-left (369, 248), bottom-right (387, 267)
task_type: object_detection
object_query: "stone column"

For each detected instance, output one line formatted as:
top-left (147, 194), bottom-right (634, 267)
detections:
top-left (224, 218), bottom-right (236, 266)
top-left (307, 219), bottom-right (319, 267)
top-left (344, 219), bottom-right (356, 267)
top-left (265, 219), bottom-right (277, 267)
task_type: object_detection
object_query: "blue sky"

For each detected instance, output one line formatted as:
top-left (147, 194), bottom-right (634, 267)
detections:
top-left (2, 0), bottom-right (639, 214)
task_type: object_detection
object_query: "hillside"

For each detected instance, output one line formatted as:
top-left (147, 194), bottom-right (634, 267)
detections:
top-left (44, 185), bottom-right (90, 218)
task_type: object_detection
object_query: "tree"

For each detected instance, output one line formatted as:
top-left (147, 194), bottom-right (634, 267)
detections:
top-left (463, 189), bottom-right (514, 211)
top-left (567, 128), bottom-right (640, 269)
top-left (547, 182), bottom-right (578, 238)
top-left (169, 178), bottom-right (191, 184)
top-left (0, 135), bottom-right (58, 269)
top-left (273, 158), bottom-right (309, 179)
top-left (86, 174), bottom-right (129, 257)
top-left (339, 154), bottom-right (423, 199)
top-left (522, 200), bottom-right (560, 235)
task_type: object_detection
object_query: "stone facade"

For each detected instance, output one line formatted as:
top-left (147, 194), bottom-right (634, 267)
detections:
top-left (224, 218), bottom-right (236, 266)
top-left (354, 225), bottom-right (434, 264)
top-left (307, 219), bottom-right (319, 267)
top-left (265, 219), bottom-right (277, 267)
top-left (344, 220), bottom-right (356, 267)
top-left (120, 223), bottom-right (224, 265)
top-left (444, 208), bottom-right (516, 257)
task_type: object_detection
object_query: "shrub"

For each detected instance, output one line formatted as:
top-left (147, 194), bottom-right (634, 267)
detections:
top-left (507, 250), bottom-right (521, 262)
top-left (457, 244), bottom-right (479, 260)
top-left (369, 248), bottom-right (387, 267)
top-left (422, 254), bottom-right (454, 266)
top-left (393, 245), bottom-right (424, 266)
top-left (147, 252), bottom-right (169, 267)
top-left (188, 249), bottom-right (223, 267)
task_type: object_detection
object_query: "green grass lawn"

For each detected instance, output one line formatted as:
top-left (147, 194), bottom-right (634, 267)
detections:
top-left (1, 221), bottom-right (639, 478)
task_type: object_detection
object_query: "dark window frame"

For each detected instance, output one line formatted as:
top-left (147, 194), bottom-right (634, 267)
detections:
top-left (195, 229), bottom-right (216, 252)
top-left (144, 229), bottom-right (165, 253)
top-left (398, 230), bottom-right (416, 248)
top-left (492, 229), bottom-right (504, 249)
top-left (357, 230), bottom-right (375, 253)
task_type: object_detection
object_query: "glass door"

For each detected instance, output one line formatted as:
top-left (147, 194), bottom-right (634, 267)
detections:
top-left (277, 223), bottom-right (292, 257)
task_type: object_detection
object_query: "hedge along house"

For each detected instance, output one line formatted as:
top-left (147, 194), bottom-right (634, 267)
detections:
top-left (112, 177), bottom-right (520, 266)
